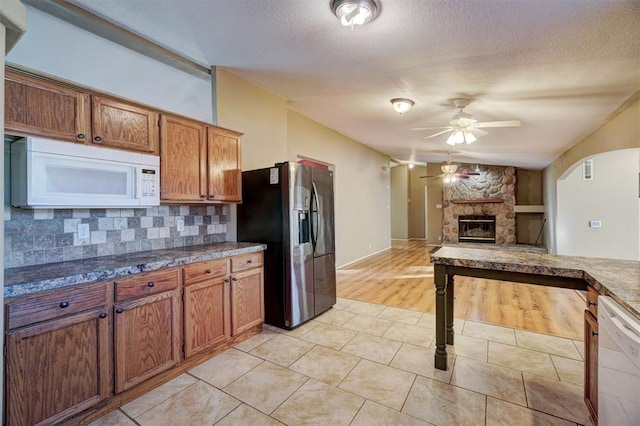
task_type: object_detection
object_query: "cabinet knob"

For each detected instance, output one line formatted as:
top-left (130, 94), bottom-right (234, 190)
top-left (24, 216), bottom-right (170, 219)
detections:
top-left (592, 331), bottom-right (598, 337)
top-left (232, 277), bottom-right (238, 281)
top-left (588, 301), bottom-right (597, 307)
top-left (99, 313), bottom-right (107, 319)
top-left (94, 136), bottom-right (102, 142)
top-left (209, 195), bottom-right (215, 200)
top-left (116, 308), bottom-right (124, 314)
top-left (200, 195), bottom-right (206, 199)
top-left (224, 278), bottom-right (230, 283)
top-left (59, 301), bottom-right (70, 309)
top-left (205, 269), bottom-right (212, 274)
top-left (247, 259), bottom-right (253, 264)
top-left (77, 133), bottom-right (85, 139)
top-left (147, 281), bottom-right (155, 287)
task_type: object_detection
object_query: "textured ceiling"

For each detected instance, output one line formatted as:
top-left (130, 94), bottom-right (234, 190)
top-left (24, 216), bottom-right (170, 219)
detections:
top-left (67, 0), bottom-right (640, 169)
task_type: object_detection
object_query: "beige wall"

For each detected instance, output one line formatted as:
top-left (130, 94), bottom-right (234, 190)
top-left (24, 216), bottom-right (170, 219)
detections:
top-left (426, 163), bottom-right (444, 245)
top-left (286, 110), bottom-right (391, 267)
top-left (390, 166), bottom-right (408, 239)
top-left (543, 95), bottom-right (640, 253)
top-left (408, 166), bottom-right (426, 239)
top-left (557, 148), bottom-right (639, 259)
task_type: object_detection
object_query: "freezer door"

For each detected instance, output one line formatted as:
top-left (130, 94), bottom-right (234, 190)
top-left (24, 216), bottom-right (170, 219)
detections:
top-left (287, 163), bottom-right (314, 327)
top-left (310, 167), bottom-right (335, 257)
top-left (314, 253), bottom-right (336, 317)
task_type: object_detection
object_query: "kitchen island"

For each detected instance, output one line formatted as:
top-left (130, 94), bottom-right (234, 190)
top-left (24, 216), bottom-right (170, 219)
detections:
top-left (430, 246), bottom-right (640, 370)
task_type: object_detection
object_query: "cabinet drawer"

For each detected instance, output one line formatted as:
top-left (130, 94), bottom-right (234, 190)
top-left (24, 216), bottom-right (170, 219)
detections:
top-left (231, 253), bottom-right (263, 272)
top-left (586, 286), bottom-right (599, 316)
top-left (6, 282), bottom-right (108, 330)
top-left (183, 259), bottom-right (229, 284)
top-left (115, 269), bottom-right (179, 302)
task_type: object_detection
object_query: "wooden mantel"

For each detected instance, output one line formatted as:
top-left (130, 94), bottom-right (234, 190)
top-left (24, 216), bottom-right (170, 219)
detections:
top-left (451, 198), bottom-right (503, 204)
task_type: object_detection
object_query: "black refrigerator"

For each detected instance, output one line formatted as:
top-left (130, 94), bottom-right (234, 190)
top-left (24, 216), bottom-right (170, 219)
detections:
top-left (237, 162), bottom-right (336, 329)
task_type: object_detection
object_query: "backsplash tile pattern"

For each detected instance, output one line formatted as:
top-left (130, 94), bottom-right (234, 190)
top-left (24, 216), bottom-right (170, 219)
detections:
top-left (4, 205), bottom-right (228, 268)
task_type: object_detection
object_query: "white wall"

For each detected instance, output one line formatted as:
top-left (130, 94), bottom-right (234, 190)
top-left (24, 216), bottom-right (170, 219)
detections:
top-left (557, 148), bottom-right (640, 259)
top-left (6, 7), bottom-right (212, 122)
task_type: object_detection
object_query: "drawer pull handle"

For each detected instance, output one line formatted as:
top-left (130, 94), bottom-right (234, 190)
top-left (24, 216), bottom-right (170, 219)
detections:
top-left (205, 269), bottom-right (212, 274)
top-left (247, 259), bottom-right (253, 264)
top-left (59, 301), bottom-right (70, 309)
top-left (588, 301), bottom-right (597, 307)
top-left (147, 281), bottom-right (155, 287)
top-left (116, 308), bottom-right (124, 314)
top-left (99, 313), bottom-right (107, 319)
top-left (592, 331), bottom-right (598, 337)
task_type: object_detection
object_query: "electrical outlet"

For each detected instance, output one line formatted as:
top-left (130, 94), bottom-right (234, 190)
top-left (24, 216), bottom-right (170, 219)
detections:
top-left (176, 218), bottom-right (185, 232)
top-left (78, 223), bottom-right (90, 239)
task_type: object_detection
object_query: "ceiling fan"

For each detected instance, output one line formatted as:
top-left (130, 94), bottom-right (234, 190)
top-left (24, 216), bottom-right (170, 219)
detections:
top-left (412, 98), bottom-right (520, 146)
top-left (420, 152), bottom-right (480, 183)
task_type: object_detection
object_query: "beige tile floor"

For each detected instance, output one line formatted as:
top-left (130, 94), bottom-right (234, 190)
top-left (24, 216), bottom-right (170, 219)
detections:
top-left (91, 298), bottom-right (590, 426)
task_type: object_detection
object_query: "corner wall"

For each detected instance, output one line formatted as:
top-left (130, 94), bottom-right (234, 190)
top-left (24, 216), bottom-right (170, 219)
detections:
top-left (543, 95), bottom-right (640, 253)
top-left (390, 165), bottom-right (408, 239)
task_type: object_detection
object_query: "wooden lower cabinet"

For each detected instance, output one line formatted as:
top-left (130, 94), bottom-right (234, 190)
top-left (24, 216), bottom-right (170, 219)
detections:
top-left (5, 307), bottom-right (111, 426)
top-left (114, 270), bottom-right (181, 393)
top-left (230, 266), bottom-right (264, 336)
top-left (585, 309), bottom-right (598, 424)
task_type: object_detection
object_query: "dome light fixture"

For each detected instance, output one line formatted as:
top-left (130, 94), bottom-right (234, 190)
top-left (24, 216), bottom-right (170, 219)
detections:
top-left (390, 98), bottom-right (414, 115)
top-left (331, 0), bottom-right (379, 30)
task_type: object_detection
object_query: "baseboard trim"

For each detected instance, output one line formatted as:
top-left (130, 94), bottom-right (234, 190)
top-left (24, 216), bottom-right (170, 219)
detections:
top-left (338, 246), bottom-right (391, 269)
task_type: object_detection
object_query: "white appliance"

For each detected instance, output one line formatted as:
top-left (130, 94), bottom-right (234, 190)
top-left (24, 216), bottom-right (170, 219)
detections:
top-left (598, 296), bottom-right (640, 425)
top-left (11, 137), bottom-right (160, 209)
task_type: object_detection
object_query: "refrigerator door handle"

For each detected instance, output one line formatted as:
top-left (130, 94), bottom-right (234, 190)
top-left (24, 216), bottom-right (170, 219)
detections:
top-left (310, 181), bottom-right (320, 250)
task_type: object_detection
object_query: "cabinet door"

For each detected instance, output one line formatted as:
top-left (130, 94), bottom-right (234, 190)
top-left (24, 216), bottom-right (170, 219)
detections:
top-left (584, 310), bottom-right (598, 424)
top-left (184, 276), bottom-right (231, 358)
top-left (207, 127), bottom-right (242, 202)
top-left (160, 115), bottom-right (207, 202)
top-left (230, 267), bottom-right (264, 336)
top-left (5, 71), bottom-right (91, 142)
top-left (6, 308), bottom-right (111, 426)
top-left (114, 289), bottom-right (181, 393)
top-left (91, 96), bottom-right (159, 154)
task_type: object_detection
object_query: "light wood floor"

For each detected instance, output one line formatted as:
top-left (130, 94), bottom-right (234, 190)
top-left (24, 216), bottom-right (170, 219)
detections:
top-left (337, 240), bottom-right (585, 340)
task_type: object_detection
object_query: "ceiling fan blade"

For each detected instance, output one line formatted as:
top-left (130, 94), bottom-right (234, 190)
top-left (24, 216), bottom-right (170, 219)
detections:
top-left (424, 129), bottom-right (454, 140)
top-left (411, 126), bottom-right (452, 131)
top-left (458, 175), bottom-right (471, 179)
top-left (475, 120), bottom-right (521, 128)
top-left (460, 172), bottom-right (481, 176)
top-left (419, 175), bottom-right (441, 179)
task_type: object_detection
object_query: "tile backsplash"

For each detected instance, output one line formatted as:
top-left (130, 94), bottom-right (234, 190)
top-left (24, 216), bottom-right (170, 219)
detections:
top-left (4, 205), bottom-right (228, 269)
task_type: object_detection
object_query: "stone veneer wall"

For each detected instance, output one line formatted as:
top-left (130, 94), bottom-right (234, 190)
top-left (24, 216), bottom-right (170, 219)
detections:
top-left (4, 205), bottom-right (228, 268)
top-left (442, 165), bottom-right (516, 244)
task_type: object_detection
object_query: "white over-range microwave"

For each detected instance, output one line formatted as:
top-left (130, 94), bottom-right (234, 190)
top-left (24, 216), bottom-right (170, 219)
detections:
top-left (11, 137), bottom-right (160, 209)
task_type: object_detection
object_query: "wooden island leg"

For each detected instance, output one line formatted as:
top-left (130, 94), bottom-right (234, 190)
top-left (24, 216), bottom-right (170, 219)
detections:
top-left (434, 264), bottom-right (448, 370)
top-left (446, 274), bottom-right (455, 345)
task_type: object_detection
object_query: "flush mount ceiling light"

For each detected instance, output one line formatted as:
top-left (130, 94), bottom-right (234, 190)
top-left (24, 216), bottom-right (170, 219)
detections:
top-left (331, 0), bottom-right (379, 29)
top-left (390, 98), bottom-right (414, 115)
top-left (445, 129), bottom-right (477, 146)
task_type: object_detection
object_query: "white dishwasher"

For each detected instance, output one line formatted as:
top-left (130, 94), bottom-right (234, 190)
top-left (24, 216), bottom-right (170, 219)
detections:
top-left (598, 296), bottom-right (640, 425)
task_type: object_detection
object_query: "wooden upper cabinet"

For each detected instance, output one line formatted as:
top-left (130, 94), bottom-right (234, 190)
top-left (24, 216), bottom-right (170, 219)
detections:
top-left (207, 127), bottom-right (242, 202)
top-left (4, 70), bottom-right (91, 142)
top-left (91, 96), bottom-right (159, 154)
top-left (160, 114), bottom-right (207, 202)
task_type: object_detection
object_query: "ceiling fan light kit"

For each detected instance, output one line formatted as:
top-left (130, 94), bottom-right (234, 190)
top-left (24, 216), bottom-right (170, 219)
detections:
top-left (446, 130), bottom-right (477, 146)
top-left (390, 98), bottom-right (414, 115)
top-left (331, 0), bottom-right (379, 28)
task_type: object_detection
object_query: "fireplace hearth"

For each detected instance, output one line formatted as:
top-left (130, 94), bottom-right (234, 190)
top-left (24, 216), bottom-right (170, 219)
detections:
top-left (458, 215), bottom-right (496, 243)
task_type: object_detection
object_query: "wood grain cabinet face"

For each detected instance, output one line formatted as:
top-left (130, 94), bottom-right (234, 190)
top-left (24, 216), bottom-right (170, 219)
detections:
top-left (230, 265), bottom-right (264, 336)
top-left (584, 309), bottom-right (598, 424)
top-left (4, 71), bottom-right (91, 142)
top-left (160, 114), bottom-right (207, 202)
top-left (207, 128), bottom-right (241, 202)
top-left (183, 259), bottom-right (231, 358)
top-left (91, 96), bottom-right (159, 154)
top-left (113, 270), bottom-right (181, 393)
top-left (5, 283), bottom-right (111, 426)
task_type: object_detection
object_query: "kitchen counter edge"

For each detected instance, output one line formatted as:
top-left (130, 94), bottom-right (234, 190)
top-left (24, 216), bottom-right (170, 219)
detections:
top-left (4, 242), bottom-right (267, 299)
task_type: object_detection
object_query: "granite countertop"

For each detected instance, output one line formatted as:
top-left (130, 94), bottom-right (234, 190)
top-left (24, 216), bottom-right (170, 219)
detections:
top-left (4, 242), bottom-right (267, 298)
top-left (431, 246), bottom-right (640, 319)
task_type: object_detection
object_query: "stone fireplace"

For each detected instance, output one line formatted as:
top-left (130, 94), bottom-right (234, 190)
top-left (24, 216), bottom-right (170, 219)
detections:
top-left (442, 166), bottom-right (516, 244)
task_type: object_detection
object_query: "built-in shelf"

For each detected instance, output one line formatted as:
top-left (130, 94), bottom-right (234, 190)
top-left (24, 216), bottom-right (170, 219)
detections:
top-left (451, 198), bottom-right (503, 204)
top-left (513, 205), bottom-right (545, 213)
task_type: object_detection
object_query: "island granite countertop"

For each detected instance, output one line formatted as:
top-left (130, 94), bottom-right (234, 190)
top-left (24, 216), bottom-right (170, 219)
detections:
top-left (4, 242), bottom-right (267, 298)
top-left (431, 246), bottom-right (640, 319)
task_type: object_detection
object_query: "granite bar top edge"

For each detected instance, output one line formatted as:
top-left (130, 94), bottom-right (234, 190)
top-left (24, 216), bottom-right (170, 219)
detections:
top-left (430, 246), bottom-right (640, 319)
top-left (4, 242), bottom-right (267, 299)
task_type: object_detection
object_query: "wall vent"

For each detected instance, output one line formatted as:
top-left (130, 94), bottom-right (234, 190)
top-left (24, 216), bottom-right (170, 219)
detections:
top-left (583, 159), bottom-right (593, 180)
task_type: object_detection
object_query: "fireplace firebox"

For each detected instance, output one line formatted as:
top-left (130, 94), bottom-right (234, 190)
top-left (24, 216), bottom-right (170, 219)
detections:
top-left (458, 215), bottom-right (496, 243)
